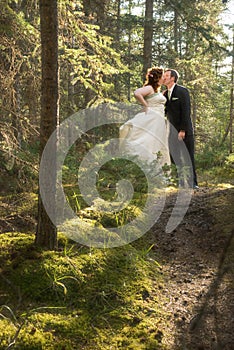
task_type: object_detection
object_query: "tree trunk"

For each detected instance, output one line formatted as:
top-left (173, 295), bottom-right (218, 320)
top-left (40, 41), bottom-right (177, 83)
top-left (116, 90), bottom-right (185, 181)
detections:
top-left (220, 27), bottom-right (234, 151)
top-left (229, 27), bottom-right (234, 153)
top-left (192, 94), bottom-right (197, 149)
top-left (174, 7), bottom-right (178, 54)
top-left (114, 0), bottom-right (122, 96)
top-left (143, 0), bottom-right (153, 77)
top-left (35, 0), bottom-right (58, 250)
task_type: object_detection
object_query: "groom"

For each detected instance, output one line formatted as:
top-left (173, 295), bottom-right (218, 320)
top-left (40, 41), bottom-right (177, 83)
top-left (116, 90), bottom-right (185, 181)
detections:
top-left (163, 69), bottom-right (199, 189)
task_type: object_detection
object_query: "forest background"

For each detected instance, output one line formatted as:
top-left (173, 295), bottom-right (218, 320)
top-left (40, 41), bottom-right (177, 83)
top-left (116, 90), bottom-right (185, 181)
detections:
top-left (1, 0), bottom-right (233, 191)
top-left (0, 0), bottom-right (234, 349)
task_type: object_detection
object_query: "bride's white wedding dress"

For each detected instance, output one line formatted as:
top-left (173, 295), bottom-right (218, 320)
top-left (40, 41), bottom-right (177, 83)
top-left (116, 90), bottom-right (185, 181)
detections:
top-left (119, 92), bottom-right (170, 167)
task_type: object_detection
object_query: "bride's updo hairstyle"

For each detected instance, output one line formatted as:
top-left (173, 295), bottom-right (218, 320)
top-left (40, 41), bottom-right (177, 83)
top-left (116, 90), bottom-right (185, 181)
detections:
top-left (144, 67), bottom-right (163, 92)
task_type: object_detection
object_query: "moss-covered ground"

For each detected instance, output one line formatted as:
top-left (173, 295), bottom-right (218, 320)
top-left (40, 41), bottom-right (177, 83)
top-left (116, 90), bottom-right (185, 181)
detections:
top-left (0, 229), bottom-right (168, 349)
top-left (0, 154), bottom-right (233, 349)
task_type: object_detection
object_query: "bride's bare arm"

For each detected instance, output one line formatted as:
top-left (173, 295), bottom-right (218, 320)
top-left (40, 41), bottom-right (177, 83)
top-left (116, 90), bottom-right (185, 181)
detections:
top-left (134, 85), bottom-right (154, 110)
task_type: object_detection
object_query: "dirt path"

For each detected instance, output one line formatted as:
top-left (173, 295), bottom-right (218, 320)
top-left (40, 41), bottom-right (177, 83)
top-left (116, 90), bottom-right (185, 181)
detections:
top-left (152, 186), bottom-right (234, 350)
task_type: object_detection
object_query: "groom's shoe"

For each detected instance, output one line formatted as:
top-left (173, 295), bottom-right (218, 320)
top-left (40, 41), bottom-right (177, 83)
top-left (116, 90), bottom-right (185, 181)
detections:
top-left (193, 185), bottom-right (199, 190)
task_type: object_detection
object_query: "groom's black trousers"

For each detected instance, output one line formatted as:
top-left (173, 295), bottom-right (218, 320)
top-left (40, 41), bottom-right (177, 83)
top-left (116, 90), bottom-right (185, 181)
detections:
top-left (168, 131), bottom-right (198, 187)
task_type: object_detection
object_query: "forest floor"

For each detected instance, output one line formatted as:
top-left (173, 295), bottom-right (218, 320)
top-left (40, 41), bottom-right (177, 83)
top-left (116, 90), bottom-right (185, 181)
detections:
top-left (0, 174), bottom-right (234, 349)
top-left (151, 184), bottom-right (234, 350)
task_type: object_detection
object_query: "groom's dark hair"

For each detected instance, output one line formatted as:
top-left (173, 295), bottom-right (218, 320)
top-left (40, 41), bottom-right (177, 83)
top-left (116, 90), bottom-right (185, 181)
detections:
top-left (166, 69), bottom-right (179, 83)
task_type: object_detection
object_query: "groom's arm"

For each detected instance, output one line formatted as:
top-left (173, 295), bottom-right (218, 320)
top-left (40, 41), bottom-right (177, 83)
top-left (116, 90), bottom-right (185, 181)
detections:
top-left (178, 87), bottom-right (191, 132)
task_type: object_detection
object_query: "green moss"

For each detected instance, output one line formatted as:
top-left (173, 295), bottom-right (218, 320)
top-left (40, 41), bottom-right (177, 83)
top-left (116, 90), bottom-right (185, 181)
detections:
top-left (0, 232), bottom-right (166, 349)
top-left (0, 192), bottom-right (37, 217)
top-left (0, 319), bottom-right (16, 348)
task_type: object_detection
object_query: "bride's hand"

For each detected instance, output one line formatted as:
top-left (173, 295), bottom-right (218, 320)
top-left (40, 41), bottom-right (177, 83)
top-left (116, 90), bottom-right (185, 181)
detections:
top-left (178, 130), bottom-right (185, 141)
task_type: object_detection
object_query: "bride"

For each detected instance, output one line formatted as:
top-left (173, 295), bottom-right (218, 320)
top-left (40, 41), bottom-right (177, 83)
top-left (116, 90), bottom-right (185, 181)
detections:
top-left (119, 67), bottom-right (170, 168)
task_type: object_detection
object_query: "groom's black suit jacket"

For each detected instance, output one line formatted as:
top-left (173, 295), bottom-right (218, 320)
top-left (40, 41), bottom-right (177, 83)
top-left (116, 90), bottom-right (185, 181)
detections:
top-left (165, 84), bottom-right (194, 136)
top-left (165, 84), bottom-right (198, 187)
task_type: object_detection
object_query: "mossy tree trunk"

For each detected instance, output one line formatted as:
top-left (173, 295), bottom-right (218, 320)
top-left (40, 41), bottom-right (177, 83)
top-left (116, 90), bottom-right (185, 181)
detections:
top-left (35, 0), bottom-right (58, 250)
